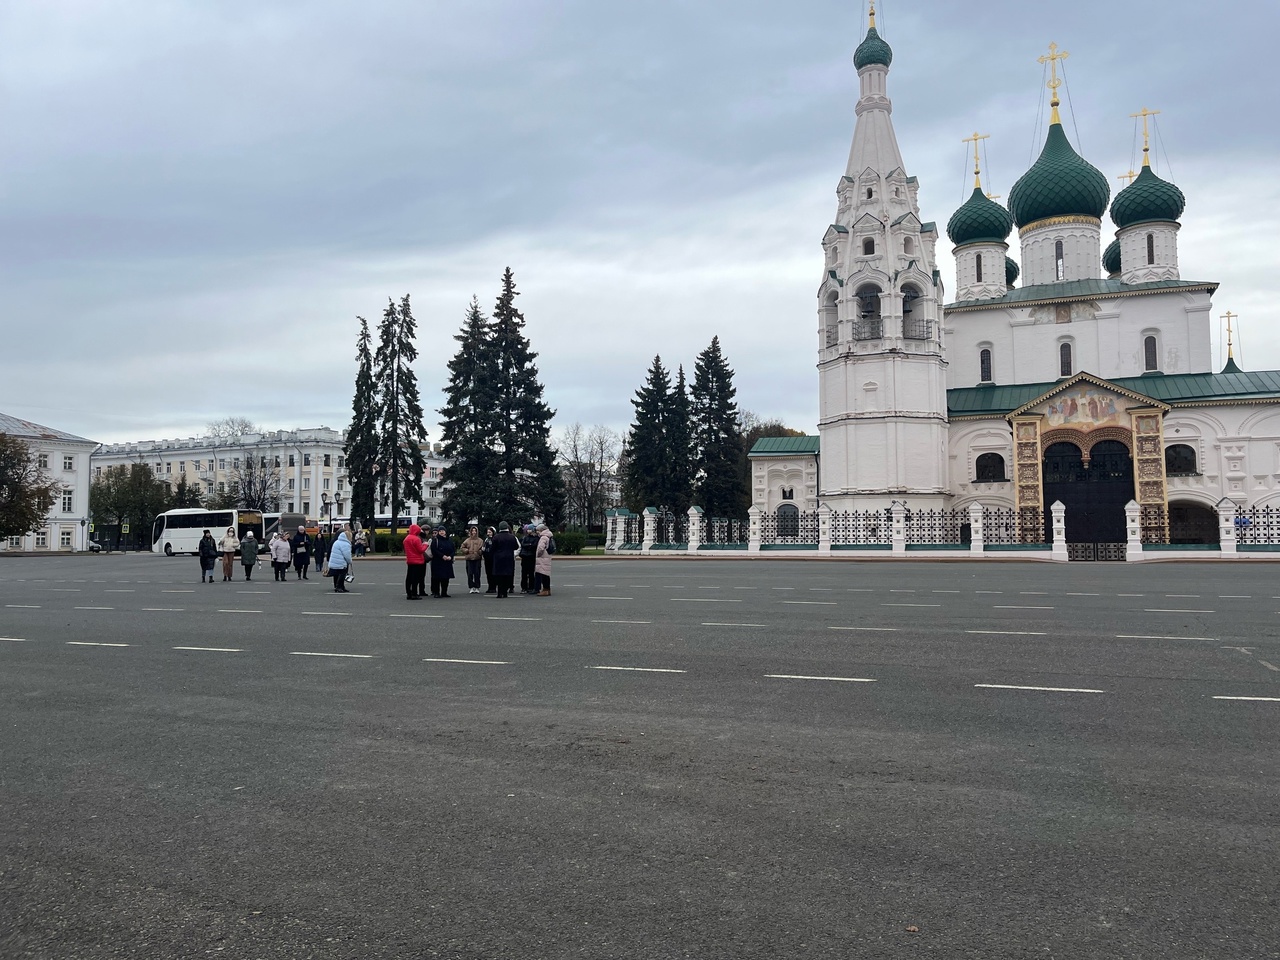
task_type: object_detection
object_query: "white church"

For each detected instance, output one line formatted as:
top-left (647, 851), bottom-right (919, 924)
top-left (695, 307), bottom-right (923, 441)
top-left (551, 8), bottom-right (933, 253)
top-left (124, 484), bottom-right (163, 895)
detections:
top-left (749, 10), bottom-right (1280, 557)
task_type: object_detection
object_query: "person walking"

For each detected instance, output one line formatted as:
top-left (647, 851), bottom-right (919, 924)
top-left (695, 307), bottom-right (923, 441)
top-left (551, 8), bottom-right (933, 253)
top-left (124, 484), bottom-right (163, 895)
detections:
top-left (429, 525), bottom-right (456, 598)
top-left (489, 521), bottom-right (519, 599)
top-left (240, 530), bottom-right (259, 581)
top-left (198, 529), bottom-right (218, 583)
top-left (460, 526), bottom-right (484, 594)
top-left (403, 522), bottom-right (427, 600)
top-left (519, 524), bottom-right (538, 595)
top-left (290, 525), bottom-right (312, 579)
top-left (270, 531), bottom-right (291, 581)
top-left (482, 526), bottom-right (497, 593)
top-left (534, 523), bottom-right (554, 596)
top-left (218, 526), bottom-right (240, 582)
top-left (326, 530), bottom-right (353, 592)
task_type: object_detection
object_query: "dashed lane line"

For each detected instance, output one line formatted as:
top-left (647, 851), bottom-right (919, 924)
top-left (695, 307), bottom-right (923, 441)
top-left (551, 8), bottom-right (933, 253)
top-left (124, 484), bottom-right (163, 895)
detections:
top-left (302, 611), bottom-right (352, 616)
top-left (1213, 696), bottom-right (1280, 702)
top-left (882, 602), bottom-right (941, 607)
top-left (593, 620), bottom-right (652, 625)
top-left (588, 596), bottom-right (634, 600)
top-left (1257, 661), bottom-right (1280, 673)
top-left (831, 626), bottom-right (898, 632)
top-left (1166, 594), bottom-right (1201, 598)
top-left (587, 665), bottom-right (687, 674)
top-left (487, 616), bottom-right (542, 621)
top-left (422, 658), bottom-right (511, 665)
top-left (66, 641), bottom-right (129, 648)
top-left (163, 590), bottom-right (195, 594)
top-left (173, 646), bottom-right (242, 653)
top-left (389, 614), bottom-right (444, 619)
top-left (104, 589), bottom-right (134, 593)
top-left (669, 598), bottom-right (741, 603)
top-left (703, 622), bottom-right (766, 628)
top-left (142, 608), bottom-right (185, 612)
top-left (966, 630), bottom-right (1048, 636)
top-left (782, 600), bottom-right (837, 605)
top-left (1065, 592), bottom-right (1100, 596)
top-left (975, 684), bottom-right (1104, 694)
top-left (74, 606), bottom-right (114, 610)
top-left (290, 652), bottom-right (376, 659)
top-left (1117, 634), bottom-right (1217, 641)
top-left (1219, 595), bottom-right (1252, 599)
top-left (765, 674), bottom-right (877, 683)
top-left (1117, 593), bottom-right (1144, 596)
top-left (1, 637), bottom-right (29, 642)
top-left (994, 605), bottom-right (1054, 610)
top-left (5, 605), bottom-right (40, 609)
top-left (1145, 608), bottom-right (1215, 614)
top-left (218, 609), bottom-right (262, 614)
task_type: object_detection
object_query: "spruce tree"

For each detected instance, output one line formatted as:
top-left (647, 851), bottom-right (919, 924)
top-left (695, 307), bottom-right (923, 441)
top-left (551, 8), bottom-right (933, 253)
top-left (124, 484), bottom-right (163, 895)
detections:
top-left (439, 296), bottom-right (500, 529)
top-left (691, 336), bottom-right (748, 517)
top-left (664, 365), bottom-right (694, 515)
top-left (374, 295), bottom-right (428, 537)
top-left (489, 268), bottom-right (564, 526)
top-left (344, 316), bottom-right (380, 528)
top-left (622, 355), bottom-right (671, 512)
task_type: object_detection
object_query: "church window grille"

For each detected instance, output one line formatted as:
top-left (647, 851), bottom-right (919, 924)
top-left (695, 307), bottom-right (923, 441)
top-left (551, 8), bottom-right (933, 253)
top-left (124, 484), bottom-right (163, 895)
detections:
top-left (862, 238), bottom-right (875, 256)
top-left (1144, 335), bottom-right (1158, 372)
top-left (975, 453), bottom-right (1007, 482)
top-left (781, 486), bottom-right (794, 501)
top-left (1059, 342), bottom-right (1073, 377)
top-left (975, 253), bottom-right (983, 282)
top-left (1165, 444), bottom-right (1197, 476)
top-left (1055, 241), bottom-right (1065, 281)
top-left (902, 284), bottom-right (927, 339)
top-left (1146, 233), bottom-right (1155, 265)
top-left (979, 348), bottom-right (993, 383)
top-left (854, 285), bottom-right (882, 339)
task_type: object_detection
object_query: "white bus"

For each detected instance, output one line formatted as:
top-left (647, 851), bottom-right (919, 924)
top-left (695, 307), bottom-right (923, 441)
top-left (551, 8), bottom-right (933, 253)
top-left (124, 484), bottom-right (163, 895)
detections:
top-left (151, 509), bottom-right (302, 556)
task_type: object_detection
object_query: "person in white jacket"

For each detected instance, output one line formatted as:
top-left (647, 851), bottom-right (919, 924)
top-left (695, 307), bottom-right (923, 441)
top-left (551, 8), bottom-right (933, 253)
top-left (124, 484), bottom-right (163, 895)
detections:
top-left (269, 531), bottom-right (292, 581)
top-left (218, 527), bottom-right (240, 582)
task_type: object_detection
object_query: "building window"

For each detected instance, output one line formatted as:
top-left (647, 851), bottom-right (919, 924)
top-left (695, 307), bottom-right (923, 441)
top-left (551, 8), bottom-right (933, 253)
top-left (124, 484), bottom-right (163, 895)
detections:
top-left (781, 486), bottom-right (795, 501)
top-left (975, 453), bottom-right (1007, 482)
top-left (8, 536), bottom-right (21, 548)
top-left (165, 462), bottom-right (172, 474)
top-left (205, 482), bottom-right (215, 495)
top-left (288, 455), bottom-right (295, 467)
top-left (288, 501), bottom-right (295, 512)
top-left (902, 284), bottom-right (927, 339)
top-left (904, 236), bottom-right (914, 254)
top-left (975, 253), bottom-right (983, 283)
top-left (1165, 444), bottom-right (1197, 476)
top-left (218, 482), bottom-right (225, 493)
top-left (60, 529), bottom-right (73, 548)
top-left (323, 454), bottom-right (331, 467)
top-left (219, 459), bottom-right (226, 471)
top-left (63, 455), bottom-right (75, 471)
top-left (35, 530), bottom-right (48, 548)
top-left (979, 348), bottom-right (993, 383)
top-left (303, 454), bottom-right (311, 466)
top-left (855, 284), bottom-right (882, 339)
top-left (232, 458), bottom-right (240, 469)
top-left (288, 479), bottom-right (295, 491)
top-left (302, 500), bottom-right (310, 515)
top-left (303, 478), bottom-right (310, 490)
top-left (274, 456), bottom-right (281, 467)
top-left (1059, 342), bottom-right (1073, 377)
top-left (323, 478), bottom-right (330, 490)
top-left (230, 481), bottom-right (239, 494)
top-left (95, 467), bottom-right (101, 478)
top-left (862, 238), bottom-right (875, 256)
top-left (337, 479), bottom-right (344, 492)
top-left (178, 461), bottom-right (185, 473)
top-left (61, 491), bottom-right (73, 513)
top-left (1144, 336), bottom-right (1159, 372)
top-left (865, 187), bottom-right (873, 200)
top-left (337, 456), bottom-right (345, 468)
top-left (38, 453), bottom-right (48, 469)
top-left (1146, 233), bottom-right (1155, 265)
top-left (260, 457), bottom-right (268, 468)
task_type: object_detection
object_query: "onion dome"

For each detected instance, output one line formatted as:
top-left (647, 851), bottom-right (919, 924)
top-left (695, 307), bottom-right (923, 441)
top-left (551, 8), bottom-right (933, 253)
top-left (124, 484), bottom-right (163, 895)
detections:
top-left (1008, 123), bottom-right (1110, 228)
top-left (1102, 238), bottom-right (1122, 276)
top-left (1005, 256), bottom-right (1020, 287)
top-left (947, 187), bottom-right (1014, 247)
top-left (854, 26), bottom-right (892, 69)
top-left (1110, 165), bottom-right (1185, 228)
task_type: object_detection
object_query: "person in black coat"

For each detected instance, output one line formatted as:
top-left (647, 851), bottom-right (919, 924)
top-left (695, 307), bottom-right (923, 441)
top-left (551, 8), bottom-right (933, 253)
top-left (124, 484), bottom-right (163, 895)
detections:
top-left (519, 524), bottom-right (539, 594)
top-left (198, 529), bottom-right (219, 583)
top-left (428, 525), bottom-right (456, 598)
top-left (489, 522), bottom-right (519, 599)
top-left (290, 525), bottom-right (312, 580)
top-left (482, 526), bottom-right (496, 593)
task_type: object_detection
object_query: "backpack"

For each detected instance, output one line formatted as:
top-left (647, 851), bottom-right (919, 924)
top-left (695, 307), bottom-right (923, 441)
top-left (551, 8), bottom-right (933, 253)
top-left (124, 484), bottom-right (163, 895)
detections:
top-left (546, 536), bottom-right (556, 555)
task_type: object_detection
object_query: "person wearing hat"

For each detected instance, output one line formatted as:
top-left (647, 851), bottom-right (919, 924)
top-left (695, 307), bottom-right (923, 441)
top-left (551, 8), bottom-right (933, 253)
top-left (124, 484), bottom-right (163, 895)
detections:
top-left (518, 523), bottom-right (539, 595)
top-left (403, 522), bottom-right (427, 600)
top-left (534, 523), bottom-right (554, 596)
top-left (482, 525), bottom-right (497, 593)
top-left (489, 522), bottom-right (519, 598)
top-left (428, 524), bottom-right (456, 598)
top-left (290, 525), bottom-right (312, 580)
top-left (218, 526), bottom-right (240, 582)
top-left (198, 529), bottom-right (218, 583)
top-left (239, 530), bottom-right (259, 581)
top-left (459, 525), bottom-right (485, 595)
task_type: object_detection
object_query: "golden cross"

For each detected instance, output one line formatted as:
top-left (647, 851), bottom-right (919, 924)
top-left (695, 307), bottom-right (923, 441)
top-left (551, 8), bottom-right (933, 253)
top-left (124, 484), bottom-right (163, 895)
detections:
top-left (986, 192), bottom-right (1002, 200)
top-left (961, 131), bottom-right (990, 189)
top-left (868, 0), bottom-right (876, 28)
top-left (1038, 42), bottom-right (1069, 122)
top-left (1118, 169), bottom-right (1138, 186)
top-left (1221, 311), bottom-right (1238, 359)
top-left (1130, 106), bottom-right (1160, 167)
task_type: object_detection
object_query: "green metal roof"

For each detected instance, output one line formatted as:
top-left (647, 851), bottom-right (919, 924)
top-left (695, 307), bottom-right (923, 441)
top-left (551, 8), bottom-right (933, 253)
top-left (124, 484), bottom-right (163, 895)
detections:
top-left (947, 186), bottom-right (1014, 246)
top-left (1005, 256), bottom-right (1020, 286)
top-left (748, 436), bottom-right (821, 457)
top-left (853, 26), bottom-right (893, 69)
top-left (1103, 238), bottom-right (1122, 275)
top-left (948, 369), bottom-right (1280, 418)
top-left (1008, 122), bottom-right (1110, 228)
top-left (944, 277), bottom-right (1217, 312)
top-left (1111, 164), bottom-right (1185, 229)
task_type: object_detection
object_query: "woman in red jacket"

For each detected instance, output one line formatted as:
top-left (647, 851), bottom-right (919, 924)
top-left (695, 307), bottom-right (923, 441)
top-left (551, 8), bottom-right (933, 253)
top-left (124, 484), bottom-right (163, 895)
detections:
top-left (403, 523), bottom-right (428, 600)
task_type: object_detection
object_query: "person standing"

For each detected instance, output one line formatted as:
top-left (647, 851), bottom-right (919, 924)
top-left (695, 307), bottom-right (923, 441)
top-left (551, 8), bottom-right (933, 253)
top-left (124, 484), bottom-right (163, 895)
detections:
top-left (403, 523), bottom-right (427, 600)
top-left (429, 525), bottom-right (455, 598)
top-left (534, 523), bottom-right (554, 596)
top-left (240, 530), bottom-right (258, 581)
top-left (291, 525), bottom-right (312, 579)
top-left (219, 526), bottom-right (240, 582)
top-left (198, 529), bottom-right (218, 583)
top-left (482, 526), bottom-right (496, 593)
top-left (460, 526), bottom-right (484, 595)
top-left (326, 530), bottom-right (352, 592)
top-left (489, 522), bottom-right (519, 599)
top-left (519, 524), bottom-right (538, 595)
top-left (270, 531), bottom-right (291, 581)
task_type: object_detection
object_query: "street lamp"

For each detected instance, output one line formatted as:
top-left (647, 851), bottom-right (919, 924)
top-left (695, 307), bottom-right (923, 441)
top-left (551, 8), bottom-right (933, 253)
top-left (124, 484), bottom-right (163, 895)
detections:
top-left (321, 492), bottom-right (331, 531)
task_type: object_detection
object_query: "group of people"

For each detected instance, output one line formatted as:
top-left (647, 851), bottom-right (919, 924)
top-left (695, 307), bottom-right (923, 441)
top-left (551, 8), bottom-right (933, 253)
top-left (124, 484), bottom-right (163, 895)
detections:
top-left (198, 525), bottom-right (316, 583)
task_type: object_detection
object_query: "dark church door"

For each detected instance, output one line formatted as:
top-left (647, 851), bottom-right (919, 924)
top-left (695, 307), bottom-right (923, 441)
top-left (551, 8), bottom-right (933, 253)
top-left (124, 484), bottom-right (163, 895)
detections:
top-left (1042, 440), bottom-right (1134, 560)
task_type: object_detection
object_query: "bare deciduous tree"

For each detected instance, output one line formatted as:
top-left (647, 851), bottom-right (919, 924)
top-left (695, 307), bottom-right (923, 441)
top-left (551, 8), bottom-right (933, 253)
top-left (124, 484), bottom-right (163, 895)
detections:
top-left (205, 416), bottom-right (261, 440)
top-left (555, 422), bottom-right (621, 530)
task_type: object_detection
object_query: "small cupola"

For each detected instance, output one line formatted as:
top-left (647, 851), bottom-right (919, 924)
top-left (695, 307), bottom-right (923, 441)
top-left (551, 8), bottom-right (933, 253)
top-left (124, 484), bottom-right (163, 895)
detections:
top-left (1111, 107), bottom-right (1184, 283)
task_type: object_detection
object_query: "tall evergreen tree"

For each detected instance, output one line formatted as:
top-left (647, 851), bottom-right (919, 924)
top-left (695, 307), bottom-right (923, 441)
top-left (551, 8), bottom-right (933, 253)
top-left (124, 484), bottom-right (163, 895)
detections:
top-left (439, 296), bottom-right (500, 529)
top-left (489, 268), bottom-right (564, 526)
top-left (622, 355), bottom-right (671, 512)
top-left (691, 336), bottom-right (748, 517)
top-left (345, 316), bottom-right (379, 528)
top-left (374, 295), bottom-right (428, 536)
top-left (664, 365), bottom-right (694, 515)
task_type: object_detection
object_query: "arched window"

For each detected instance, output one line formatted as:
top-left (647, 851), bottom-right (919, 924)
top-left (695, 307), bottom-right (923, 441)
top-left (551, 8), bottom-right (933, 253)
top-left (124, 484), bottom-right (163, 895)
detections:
top-left (1059, 342), bottom-right (1073, 377)
top-left (904, 236), bottom-right (914, 254)
top-left (862, 237), bottom-right (875, 256)
top-left (781, 486), bottom-right (795, 501)
top-left (975, 453), bottom-right (1007, 482)
top-left (975, 253), bottom-right (984, 282)
top-left (979, 348), bottom-right (993, 383)
top-left (855, 284), bottom-right (882, 339)
top-left (865, 187), bottom-right (874, 200)
top-left (1144, 335), bottom-right (1158, 372)
top-left (1165, 444), bottom-right (1197, 476)
top-left (777, 503), bottom-right (800, 538)
top-left (1055, 240), bottom-right (1065, 281)
top-left (1146, 233), bottom-right (1155, 265)
top-left (902, 284), bottom-right (926, 339)
top-left (821, 292), bottom-right (839, 347)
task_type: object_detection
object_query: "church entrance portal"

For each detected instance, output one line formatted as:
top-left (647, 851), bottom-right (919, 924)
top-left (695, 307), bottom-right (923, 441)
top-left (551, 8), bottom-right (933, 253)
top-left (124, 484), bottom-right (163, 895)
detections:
top-left (1042, 440), bottom-right (1134, 560)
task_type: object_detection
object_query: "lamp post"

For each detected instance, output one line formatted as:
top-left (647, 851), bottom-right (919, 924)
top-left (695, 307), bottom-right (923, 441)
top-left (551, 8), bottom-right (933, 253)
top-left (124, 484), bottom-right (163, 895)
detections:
top-left (321, 492), bottom-right (331, 533)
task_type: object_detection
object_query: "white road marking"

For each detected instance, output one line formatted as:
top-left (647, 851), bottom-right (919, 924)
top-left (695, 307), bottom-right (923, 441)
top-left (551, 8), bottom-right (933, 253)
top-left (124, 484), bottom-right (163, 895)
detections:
top-left (47, 588), bottom-right (80, 592)
top-left (587, 665), bottom-right (686, 674)
top-left (771, 587), bottom-right (796, 591)
top-left (932, 590), bottom-right (961, 593)
top-left (1166, 594), bottom-right (1201, 598)
top-left (1257, 660), bottom-right (1280, 673)
top-left (702, 622), bottom-right (766, 627)
top-left (218, 609), bottom-right (261, 614)
top-left (994, 605), bottom-right (1054, 610)
top-left (302, 611), bottom-right (352, 616)
top-left (975, 590), bottom-right (1003, 594)
top-left (67, 641), bottom-right (129, 647)
top-left (669, 598), bottom-right (741, 603)
top-left (830, 626), bottom-right (898, 632)
top-left (975, 684), bottom-right (1104, 694)
top-left (487, 616), bottom-right (542, 621)
top-left (1145, 608), bottom-right (1215, 614)
top-left (782, 600), bottom-right (837, 605)
top-left (5, 604), bottom-right (41, 609)
top-left (142, 608), bottom-right (185, 612)
top-left (290, 652), bottom-right (375, 658)
top-left (1219, 595), bottom-right (1252, 599)
top-left (1065, 592), bottom-right (1100, 596)
top-left (1213, 696), bottom-right (1280, 702)
top-left (888, 589), bottom-right (917, 593)
top-left (238, 591), bottom-right (271, 594)
top-left (593, 619), bottom-right (652, 624)
top-left (173, 646), bottom-right (242, 652)
top-left (882, 602), bottom-right (941, 607)
top-left (589, 596), bottom-right (634, 600)
top-left (389, 614), bottom-right (445, 619)
top-left (1117, 593), bottom-right (1144, 596)
top-left (1019, 591), bottom-right (1048, 595)
top-left (847, 588), bottom-right (874, 592)
top-left (422, 658), bottom-right (511, 665)
top-left (74, 606), bottom-right (114, 610)
top-left (104, 589), bottom-right (134, 593)
top-left (697, 586), bottom-right (721, 590)
top-left (163, 590), bottom-right (195, 594)
top-left (765, 674), bottom-right (877, 683)
top-left (1, 637), bottom-right (29, 642)
top-left (809, 588), bottom-right (834, 591)
top-left (966, 630), bottom-right (1048, 636)
top-left (1117, 634), bottom-right (1217, 641)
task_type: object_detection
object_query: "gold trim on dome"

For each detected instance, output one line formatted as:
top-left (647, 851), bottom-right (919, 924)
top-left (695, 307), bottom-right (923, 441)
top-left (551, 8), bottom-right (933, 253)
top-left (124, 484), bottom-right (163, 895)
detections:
top-left (1018, 215), bottom-right (1101, 236)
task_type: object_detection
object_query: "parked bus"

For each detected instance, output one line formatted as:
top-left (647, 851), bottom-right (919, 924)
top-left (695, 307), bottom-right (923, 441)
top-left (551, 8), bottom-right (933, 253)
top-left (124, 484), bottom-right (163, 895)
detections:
top-left (151, 509), bottom-right (304, 556)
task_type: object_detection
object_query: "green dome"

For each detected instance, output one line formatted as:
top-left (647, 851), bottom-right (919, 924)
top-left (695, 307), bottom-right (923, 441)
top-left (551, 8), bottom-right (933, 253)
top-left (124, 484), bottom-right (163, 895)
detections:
top-left (1008, 123), bottom-right (1110, 228)
top-left (1103, 238), bottom-right (1122, 275)
top-left (1110, 164), bottom-right (1185, 229)
top-left (854, 26), bottom-right (893, 70)
top-left (947, 187), bottom-right (1014, 246)
top-left (1005, 256), bottom-right (1020, 287)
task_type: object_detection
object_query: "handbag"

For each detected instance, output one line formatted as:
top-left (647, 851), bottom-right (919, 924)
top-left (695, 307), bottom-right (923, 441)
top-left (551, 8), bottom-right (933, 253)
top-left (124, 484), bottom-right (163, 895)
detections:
top-left (321, 561), bottom-right (330, 576)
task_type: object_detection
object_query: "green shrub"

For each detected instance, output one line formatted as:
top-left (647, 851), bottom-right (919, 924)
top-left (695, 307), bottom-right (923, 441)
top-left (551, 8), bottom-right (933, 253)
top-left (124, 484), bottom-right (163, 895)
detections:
top-left (373, 533), bottom-right (406, 554)
top-left (555, 530), bottom-right (586, 556)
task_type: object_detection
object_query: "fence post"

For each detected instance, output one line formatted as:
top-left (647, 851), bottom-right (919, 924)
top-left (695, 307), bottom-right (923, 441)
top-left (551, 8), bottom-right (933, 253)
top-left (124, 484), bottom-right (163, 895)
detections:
top-left (1217, 497), bottom-right (1238, 555)
top-left (1124, 500), bottom-right (1142, 561)
top-left (686, 506), bottom-right (703, 555)
top-left (641, 507), bottom-right (657, 554)
top-left (890, 501), bottom-right (906, 556)
top-left (604, 510), bottom-right (617, 552)
top-left (969, 503), bottom-right (984, 556)
top-left (817, 503), bottom-right (832, 554)
top-left (748, 505), bottom-right (761, 552)
top-left (1050, 500), bottom-right (1068, 561)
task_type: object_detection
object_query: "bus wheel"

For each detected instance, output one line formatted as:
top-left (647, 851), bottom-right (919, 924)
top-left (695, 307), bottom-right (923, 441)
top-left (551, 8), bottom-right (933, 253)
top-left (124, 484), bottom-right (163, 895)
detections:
top-left (164, 543), bottom-right (173, 557)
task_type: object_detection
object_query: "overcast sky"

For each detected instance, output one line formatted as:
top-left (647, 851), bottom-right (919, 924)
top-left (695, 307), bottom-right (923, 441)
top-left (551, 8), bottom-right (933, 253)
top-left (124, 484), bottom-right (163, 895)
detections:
top-left (2, 0), bottom-right (1275, 445)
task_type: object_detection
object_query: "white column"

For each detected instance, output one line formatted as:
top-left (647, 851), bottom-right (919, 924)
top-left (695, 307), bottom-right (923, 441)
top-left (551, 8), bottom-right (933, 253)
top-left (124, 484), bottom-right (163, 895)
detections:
top-left (686, 506), bottom-right (703, 555)
top-left (1050, 501), bottom-right (1068, 562)
top-left (818, 503), bottom-right (832, 554)
top-left (969, 503), bottom-right (984, 556)
top-left (748, 505), bottom-right (761, 553)
top-left (890, 500), bottom-right (906, 556)
top-left (1216, 498), bottom-right (1238, 556)
top-left (1124, 500), bottom-right (1143, 562)
top-left (641, 507), bottom-right (657, 553)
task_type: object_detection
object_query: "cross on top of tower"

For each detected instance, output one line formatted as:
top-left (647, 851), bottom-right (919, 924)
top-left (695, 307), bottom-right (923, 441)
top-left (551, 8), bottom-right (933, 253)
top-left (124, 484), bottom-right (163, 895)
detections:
top-left (1118, 169), bottom-right (1138, 186)
top-left (1130, 106), bottom-right (1161, 167)
top-left (1221, 310), bottom-right (1238, 360)
top-left (962, 131), bottom-right (990, 190)
top-left (868, 1), bottom-right (876, 27)
top-left (1038, 42), bottom-right (1069, 123)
